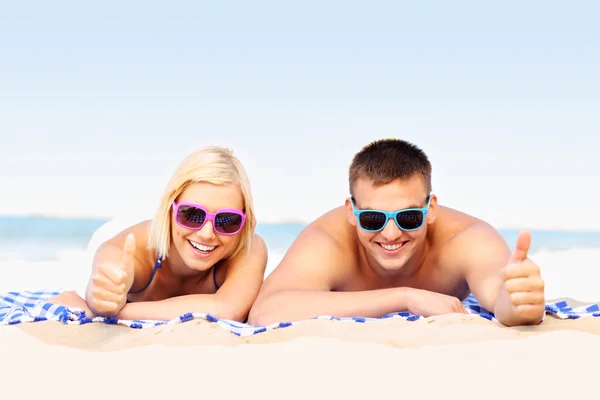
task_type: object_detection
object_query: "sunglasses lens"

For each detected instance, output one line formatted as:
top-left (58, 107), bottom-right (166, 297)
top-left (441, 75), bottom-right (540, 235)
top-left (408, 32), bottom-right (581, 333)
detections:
top-left (359, 211), bottom-right (387, 231)
top-left (214, 212), bottom-right (244, 234)
top-left (396, 211), bottom-right (424, 230)
top-left (177, 205), bottom-right (206, 229)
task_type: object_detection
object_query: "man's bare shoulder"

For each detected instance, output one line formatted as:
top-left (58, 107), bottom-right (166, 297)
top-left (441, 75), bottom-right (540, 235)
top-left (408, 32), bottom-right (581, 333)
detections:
top-left (308, 205), bottom-right (356, 246)
top-left (444, 221), bottom-right (508, 250)
top-left (258, 206), bottom-right (357, 294)
top-left (288, 206), bottom-right (357, 265)
top-left (434, 210), bottom-right (511, 272)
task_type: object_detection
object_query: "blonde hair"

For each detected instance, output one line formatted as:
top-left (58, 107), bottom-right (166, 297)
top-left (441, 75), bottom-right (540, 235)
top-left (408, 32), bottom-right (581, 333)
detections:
top-left (148, 146), bottom-right (256, 260)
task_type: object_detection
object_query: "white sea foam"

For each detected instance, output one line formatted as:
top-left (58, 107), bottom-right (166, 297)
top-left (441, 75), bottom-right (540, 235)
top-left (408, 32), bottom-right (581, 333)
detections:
top-left (529, 249), bottom-right (600, 302)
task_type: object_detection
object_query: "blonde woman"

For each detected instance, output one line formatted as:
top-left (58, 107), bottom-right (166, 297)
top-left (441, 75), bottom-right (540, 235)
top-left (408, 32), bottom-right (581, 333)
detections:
top-left (50, 146), bottom-right (267, 323)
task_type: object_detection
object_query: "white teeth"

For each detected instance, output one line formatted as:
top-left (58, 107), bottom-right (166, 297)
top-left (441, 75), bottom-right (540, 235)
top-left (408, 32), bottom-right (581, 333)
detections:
top-left (381, 243), bottom-right (402, 251)
top-left (190, 241), bottom-right (216, 252)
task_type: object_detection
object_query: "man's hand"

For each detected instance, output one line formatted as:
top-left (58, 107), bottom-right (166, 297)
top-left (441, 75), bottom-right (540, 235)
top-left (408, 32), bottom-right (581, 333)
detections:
top-left (500, 230), bottom-right (545, 323)
top-left (405, 288), bottom-right (468, 317)
top-left (88, 233), bottom-right (136, 316)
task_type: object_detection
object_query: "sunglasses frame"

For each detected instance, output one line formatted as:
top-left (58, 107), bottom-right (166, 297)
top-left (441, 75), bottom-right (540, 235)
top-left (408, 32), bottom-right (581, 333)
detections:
top-left (350, 195), bottom-right (432, 232)
top-left (172, 201), bottom-right (246, 236)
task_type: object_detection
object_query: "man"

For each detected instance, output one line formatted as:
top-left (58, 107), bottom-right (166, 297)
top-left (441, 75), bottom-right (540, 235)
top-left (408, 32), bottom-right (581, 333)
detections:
top-left (249, 138), bottom-right (545, 327)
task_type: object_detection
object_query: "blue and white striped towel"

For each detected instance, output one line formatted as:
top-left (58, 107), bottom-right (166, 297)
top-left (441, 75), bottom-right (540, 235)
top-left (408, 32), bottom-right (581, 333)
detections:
top-left (1, 290), bottom-right (598, 337)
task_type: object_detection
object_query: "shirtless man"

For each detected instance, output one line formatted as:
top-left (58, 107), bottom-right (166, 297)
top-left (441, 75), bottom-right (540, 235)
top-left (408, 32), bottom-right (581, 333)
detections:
top-left (249, 138), bottom-right (545, 327)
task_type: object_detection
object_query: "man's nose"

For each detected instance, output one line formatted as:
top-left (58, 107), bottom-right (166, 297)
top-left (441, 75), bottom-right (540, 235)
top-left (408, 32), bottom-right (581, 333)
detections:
top-left (380, 217), bottom-right (402, 241)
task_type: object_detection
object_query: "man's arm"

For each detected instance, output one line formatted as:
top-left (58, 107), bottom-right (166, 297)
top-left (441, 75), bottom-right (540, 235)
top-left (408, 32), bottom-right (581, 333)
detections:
top-left (115, 235), bottom-right (268, 322)
top-left (248, 227), bottom-right (464, 326)
top-left (452, 224), bottom-right (545, 326)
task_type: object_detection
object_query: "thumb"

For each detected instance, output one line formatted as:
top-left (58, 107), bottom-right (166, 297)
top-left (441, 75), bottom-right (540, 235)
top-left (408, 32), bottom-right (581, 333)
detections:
top-left (120, 233), bottom-right (136, 272)
top-left (509, 230), bottom-right (531, 263)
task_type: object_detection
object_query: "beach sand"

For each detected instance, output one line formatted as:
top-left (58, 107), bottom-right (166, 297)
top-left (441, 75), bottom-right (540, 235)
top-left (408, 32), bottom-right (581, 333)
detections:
top-left (1, 301), bottom-right (599, 399)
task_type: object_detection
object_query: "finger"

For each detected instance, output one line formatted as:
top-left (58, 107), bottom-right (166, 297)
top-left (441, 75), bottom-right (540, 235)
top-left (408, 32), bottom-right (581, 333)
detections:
top-left (510, 291), bottom-right (545, 306)
top-left (97, 264), bottom-right (127, 286)
top-left (509, 230), bottom-right (531, 263)
top-left (502, 261), bottom-right (540, 281)
top-left (91, 285), bottom-right (127, 303)
top-left (451, 299), bottom-right (468, 314)
top-left (504, 277), bottom-right (545, 293)
top-left (514, 304), bottom-right (545, 321)
top-left (91, 299), bottom-right (122, 316)
top-left (120, 233), bottom-right (136, 272)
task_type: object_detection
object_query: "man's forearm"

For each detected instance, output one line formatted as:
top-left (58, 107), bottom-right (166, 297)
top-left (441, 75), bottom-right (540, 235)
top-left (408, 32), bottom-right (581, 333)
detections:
top-left (248, 288), bottom-right (411, 326)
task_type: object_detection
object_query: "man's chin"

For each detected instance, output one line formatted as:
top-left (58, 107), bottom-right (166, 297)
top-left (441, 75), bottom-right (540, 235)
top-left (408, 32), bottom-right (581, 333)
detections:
top-left (380, 262), bottom-right (408, 272)
top-left (370, 254), bottom-right (409, 272)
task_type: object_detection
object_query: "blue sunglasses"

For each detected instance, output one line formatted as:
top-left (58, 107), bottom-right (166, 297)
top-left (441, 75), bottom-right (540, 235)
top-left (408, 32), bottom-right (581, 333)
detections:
top-left (350, 196), bottom-right (432, 232)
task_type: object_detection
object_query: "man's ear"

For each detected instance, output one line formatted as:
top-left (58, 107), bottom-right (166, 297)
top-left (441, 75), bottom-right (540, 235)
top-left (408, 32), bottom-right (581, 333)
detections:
top-left (426, 194), bottom-right (439, 225)
top-left (345, 197), bottom-right (358, 227)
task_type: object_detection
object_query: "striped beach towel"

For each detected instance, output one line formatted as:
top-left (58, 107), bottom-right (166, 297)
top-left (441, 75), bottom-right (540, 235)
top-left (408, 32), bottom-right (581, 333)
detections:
top-left (1, 290), bottom-right (599, 337)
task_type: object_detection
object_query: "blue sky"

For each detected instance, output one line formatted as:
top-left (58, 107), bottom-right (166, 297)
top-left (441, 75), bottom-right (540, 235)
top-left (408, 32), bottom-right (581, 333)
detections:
top-left (1, 1), bottom-right (599, 230)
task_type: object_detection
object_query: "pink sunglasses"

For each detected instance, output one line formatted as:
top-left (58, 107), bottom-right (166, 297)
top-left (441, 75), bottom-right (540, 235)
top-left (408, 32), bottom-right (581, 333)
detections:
top-left (172, 201), bottom-right (246, 235)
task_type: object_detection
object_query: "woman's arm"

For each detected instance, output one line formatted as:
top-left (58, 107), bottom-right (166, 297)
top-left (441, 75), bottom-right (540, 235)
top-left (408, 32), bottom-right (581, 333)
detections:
top-left (85, 221), bottom-right (153, 316)
top-left (114, 234), bottom-right (268, 322)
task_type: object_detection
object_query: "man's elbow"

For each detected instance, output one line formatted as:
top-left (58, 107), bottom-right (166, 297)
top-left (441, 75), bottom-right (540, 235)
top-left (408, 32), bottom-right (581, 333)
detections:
top-left (204, 300), bottom-right (247, 323)
top-left (217, 305), bottom-right (251, 323)
top-left (248, 297), bottom-right (279, 326)
top-left (247, 304), bottom-right (266, 326)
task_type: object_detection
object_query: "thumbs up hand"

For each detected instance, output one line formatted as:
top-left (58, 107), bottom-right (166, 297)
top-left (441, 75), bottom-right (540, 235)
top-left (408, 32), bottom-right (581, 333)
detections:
top-left (500, 231), bottom-right (545, 322)
top-left (89, 233), bottom-right (137, 317)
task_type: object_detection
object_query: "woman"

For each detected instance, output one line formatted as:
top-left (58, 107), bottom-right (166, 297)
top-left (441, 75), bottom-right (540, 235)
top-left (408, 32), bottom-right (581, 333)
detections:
top-left (50, 146), bottom-right (267, 323)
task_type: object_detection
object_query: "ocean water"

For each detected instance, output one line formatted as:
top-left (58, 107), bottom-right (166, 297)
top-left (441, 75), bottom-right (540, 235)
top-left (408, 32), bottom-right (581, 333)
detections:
top-left (1, 216), bottom-right (599, 302)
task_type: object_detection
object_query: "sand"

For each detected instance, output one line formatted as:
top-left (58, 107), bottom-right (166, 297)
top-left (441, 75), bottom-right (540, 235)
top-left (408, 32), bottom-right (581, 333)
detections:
top-left (1, 304), bottom-right (599, 400)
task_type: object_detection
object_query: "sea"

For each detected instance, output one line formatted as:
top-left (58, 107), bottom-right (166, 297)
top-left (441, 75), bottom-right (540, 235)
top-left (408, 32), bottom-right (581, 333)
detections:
top-left (1, 215), bottom-right (599, 302)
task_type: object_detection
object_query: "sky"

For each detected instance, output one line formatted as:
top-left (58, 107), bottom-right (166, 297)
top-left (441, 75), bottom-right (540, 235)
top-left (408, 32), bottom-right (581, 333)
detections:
top-left (1, 1), bottom-right (599, 231)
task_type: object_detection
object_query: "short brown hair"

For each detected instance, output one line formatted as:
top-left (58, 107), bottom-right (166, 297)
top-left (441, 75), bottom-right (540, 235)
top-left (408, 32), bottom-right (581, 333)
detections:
top-left (349, 138), bottom-right (432, 196)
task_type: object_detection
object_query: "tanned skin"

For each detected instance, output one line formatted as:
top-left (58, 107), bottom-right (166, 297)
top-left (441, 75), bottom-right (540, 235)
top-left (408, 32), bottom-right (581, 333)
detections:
top-left (249, 175), bottom-right (544, 327)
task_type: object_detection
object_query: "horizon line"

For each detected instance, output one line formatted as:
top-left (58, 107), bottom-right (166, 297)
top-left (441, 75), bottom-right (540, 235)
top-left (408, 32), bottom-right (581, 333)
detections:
top-left (1, 212), bottom-right (600, 233)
